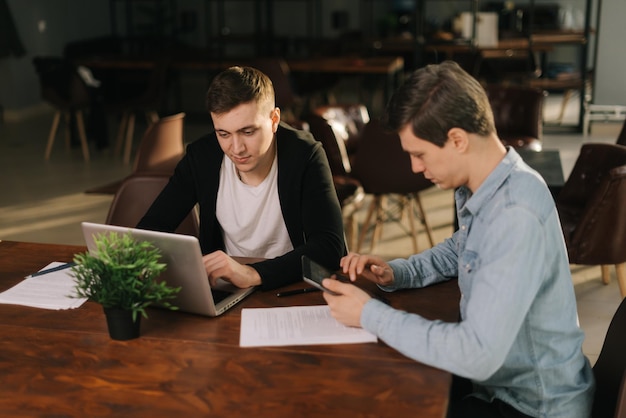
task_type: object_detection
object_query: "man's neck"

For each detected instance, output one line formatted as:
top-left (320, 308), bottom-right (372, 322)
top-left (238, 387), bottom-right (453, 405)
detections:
top-left (466, 134), bottom-right (507, 193)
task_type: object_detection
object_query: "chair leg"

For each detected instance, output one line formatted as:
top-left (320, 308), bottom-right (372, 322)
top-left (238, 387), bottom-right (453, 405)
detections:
top-left (114, 112), bottom-right (129, 156)
top-left (370, 195), bottom-right (387, 254)
top-left (405, 195), bottom-right (419, 254)
top-left (601, 265), bottom-right (611, 285)
top-left (414, 193), bottom-right (435, 247)
top-left (44, 111), bottom-right (62, 160)
top-left (74, 111), bottom-right (90, 162)
top-left (63, 112), bottom-right (72, 150)
top-left (123, 113), bottom-right (136, 165)
top-left (616, 263), bottom-right (626, 299)
top-left (356, 197), bottom-right (378, 253)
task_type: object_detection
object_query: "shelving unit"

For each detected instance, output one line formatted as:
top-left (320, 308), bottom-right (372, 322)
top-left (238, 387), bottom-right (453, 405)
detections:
top-left (202, 0), bottom-right (321, 59)
top-left (366, 0), bottom-right (597, 131)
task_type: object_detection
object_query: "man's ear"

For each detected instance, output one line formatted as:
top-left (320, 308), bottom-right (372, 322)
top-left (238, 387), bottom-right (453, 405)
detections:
top-left (271, 107), bottom-right (281, 132)
top-left (447, 128), bottom-right (469, 153)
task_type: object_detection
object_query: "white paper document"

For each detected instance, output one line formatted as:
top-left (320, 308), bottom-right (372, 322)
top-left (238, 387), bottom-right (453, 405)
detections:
top-left (240, 305), bottom-right (377, 347)
top-left (0, 262), bottom-right (87, 310)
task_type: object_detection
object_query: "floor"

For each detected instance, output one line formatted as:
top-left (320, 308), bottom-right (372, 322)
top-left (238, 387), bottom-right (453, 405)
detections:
top-left (0, 92), bottom-right (623, 367)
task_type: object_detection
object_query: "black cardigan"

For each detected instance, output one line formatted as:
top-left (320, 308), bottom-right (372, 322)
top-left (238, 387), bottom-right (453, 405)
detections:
top-left (138, 122), bottom-right (346, 290)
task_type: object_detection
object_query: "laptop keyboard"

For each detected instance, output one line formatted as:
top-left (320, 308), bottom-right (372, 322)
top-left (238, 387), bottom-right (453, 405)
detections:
top-left (211, 289), bottom-right (231, 304)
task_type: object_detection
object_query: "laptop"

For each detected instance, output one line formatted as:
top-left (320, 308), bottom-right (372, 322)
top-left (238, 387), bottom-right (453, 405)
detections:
top-left (80, 222), bottom-right (255, 317)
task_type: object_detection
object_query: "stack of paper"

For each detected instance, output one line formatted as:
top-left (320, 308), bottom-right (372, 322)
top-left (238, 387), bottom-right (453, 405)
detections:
top-left (240, 305), bottom-right (377, 347)
top-left (0, 262), bottom-right (88, 310)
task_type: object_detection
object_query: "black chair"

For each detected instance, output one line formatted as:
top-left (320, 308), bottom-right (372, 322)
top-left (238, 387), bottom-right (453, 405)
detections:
top-left (592, 297), bottom-right (626, 418)
top-left (33, 56), bottom-right (91, 161)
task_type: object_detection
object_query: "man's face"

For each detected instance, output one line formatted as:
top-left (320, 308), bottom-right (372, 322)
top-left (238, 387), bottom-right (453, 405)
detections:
top-left (212, 101), bottom-right (280, 178)
top-left (398, 124), bottom-right (466, 190)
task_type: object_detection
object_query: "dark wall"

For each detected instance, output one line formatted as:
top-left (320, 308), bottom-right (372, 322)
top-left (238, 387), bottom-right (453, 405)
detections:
top-left (0, 0), bottom-right (109, 115)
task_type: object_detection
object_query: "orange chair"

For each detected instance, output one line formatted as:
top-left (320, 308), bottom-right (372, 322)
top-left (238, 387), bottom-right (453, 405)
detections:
top-left (86, 112), bottom-right (185, 195)
top-left (106, 174), bottom-right (198, 237)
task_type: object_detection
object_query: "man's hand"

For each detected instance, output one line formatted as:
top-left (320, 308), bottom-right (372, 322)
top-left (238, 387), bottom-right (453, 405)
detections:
top-left (322, 279), bottom-right (372, 328)
top-left (340, 253), bottom-right (394, 286)
top-left (202, 250), bottom-right (261, 288)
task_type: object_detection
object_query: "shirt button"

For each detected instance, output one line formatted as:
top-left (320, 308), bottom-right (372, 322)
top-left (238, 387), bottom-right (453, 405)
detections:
top-left (461, 225), bottom-right (466, 230)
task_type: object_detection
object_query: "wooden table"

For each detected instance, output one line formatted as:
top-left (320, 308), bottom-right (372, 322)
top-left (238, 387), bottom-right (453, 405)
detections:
top-left (0, 240), bottom-right (460, 417)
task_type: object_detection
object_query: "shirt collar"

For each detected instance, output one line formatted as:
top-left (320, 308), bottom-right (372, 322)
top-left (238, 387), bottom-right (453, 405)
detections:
top-left (457, 147), bottom-right (522, 216)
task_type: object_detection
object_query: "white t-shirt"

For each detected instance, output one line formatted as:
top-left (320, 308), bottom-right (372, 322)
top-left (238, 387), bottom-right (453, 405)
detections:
top-left (216, 154), bottom-right (294, 258)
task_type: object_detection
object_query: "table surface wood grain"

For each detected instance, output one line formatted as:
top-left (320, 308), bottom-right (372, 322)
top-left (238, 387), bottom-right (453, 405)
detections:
top-left (0, 240), bottom-right (460, 418)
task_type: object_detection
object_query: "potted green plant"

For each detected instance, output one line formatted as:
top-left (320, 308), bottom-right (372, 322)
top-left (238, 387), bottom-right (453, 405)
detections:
top-left (71, 231), bottom-right (180, 340)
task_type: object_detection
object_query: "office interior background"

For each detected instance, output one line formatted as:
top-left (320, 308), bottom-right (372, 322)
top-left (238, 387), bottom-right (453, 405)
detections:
top-left (1, 0), bottom-right (626, 368)
top-left (0, 0), bottom-right (625, 120)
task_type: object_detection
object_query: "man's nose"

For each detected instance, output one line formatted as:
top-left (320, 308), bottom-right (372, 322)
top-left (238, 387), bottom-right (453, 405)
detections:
top-left (411, 158), bottom-right (425, 173)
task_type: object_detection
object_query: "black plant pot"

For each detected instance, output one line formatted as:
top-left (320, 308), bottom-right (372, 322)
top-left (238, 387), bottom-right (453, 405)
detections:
top-left (103, 307), bottom-right (141, 340)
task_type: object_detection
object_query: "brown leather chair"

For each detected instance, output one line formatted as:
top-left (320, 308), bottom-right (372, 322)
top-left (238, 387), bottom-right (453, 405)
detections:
top-left (556, 143), bottom-right (626, 298)
top-left (33, 56), bottom-right (91, 161)
top-left (251, 57), bottom-right (302, 124)
top-left (311, 104), bottom-right (370, 165)
top-left (105, 174), bottom-right (199, 237)
top-left (303, 113), bottom-right (365, 250)
top-left (86, 112), bottom-right (186, 195)
top-left (485, 84), bottom-right (544, 151)
top-left (352, 119), bottom-right (435, 254)
top-left (592, 296), bottom-right (626, 418)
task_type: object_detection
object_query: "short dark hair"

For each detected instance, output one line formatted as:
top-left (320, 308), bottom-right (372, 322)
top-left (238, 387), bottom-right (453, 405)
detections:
top-left (384, 60), bottom-right (495, 147)
top-left (205, 66), bottom-right (275, 115)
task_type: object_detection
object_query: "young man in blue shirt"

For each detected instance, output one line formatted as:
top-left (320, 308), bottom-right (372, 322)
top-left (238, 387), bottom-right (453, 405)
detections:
top-left (322, 61), bottom-right (594, 417)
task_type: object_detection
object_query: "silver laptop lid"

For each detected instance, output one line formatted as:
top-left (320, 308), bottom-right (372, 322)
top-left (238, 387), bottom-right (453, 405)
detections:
top-left (80, 222), bottom-right (254, 316)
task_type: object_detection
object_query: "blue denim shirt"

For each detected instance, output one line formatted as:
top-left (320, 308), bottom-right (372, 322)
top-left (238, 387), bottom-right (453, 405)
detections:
top-left (361, 148), bottom-right (594, 417)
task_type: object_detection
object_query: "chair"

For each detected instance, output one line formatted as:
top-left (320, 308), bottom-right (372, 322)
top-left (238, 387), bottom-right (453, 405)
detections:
top-left (485, 84), bottom-right (545, 151)
top-left (310, 103), bottom-right (370, 167)
top-left (351, 119), bottom-right (436, 254)
top-left (303, 112), bottom-right (365, 250)
top-left (556, 143), bottom-right (626, 298)
top-left (85, 112), bottom-right (186, 195)
top-left (33, 56), bottom-right (91, 161)
top-left (251, 57), bottom-right (302, 124)
top-left (592, 297), bottom-right (626, 418)
top-left (105, 174), bottom-right (199, 237)
top-left (108, 58), bottom-right (171, 164)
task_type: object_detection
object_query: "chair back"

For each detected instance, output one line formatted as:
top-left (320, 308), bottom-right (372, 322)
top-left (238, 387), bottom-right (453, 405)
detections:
top-left (305, 113), bottom-right (352, 176)
top-left (32, 56), bottom-right (90, 110)
top-left (485, 84), bottom-right (544, 151)
top-left (133, 112), bottom-right (185, 173)
top-left (251, 57), bottom-right (297, 111)
top-left (593, 297), bottom-right (626, 418)
top-left (105, 174), bottom-right (199, 237)
top-left (312, 104), bottom-right (370, 157)
top-left (556, 143), bottom-right (626, 265)
top-left (352, 118), bottom-right (434, 195)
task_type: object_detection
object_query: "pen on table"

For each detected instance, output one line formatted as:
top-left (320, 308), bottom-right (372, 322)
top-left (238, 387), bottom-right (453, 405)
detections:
top-left (27, 262), bottom-right (75, 278)
top-left (276, 287), bottom-right (321, 297)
